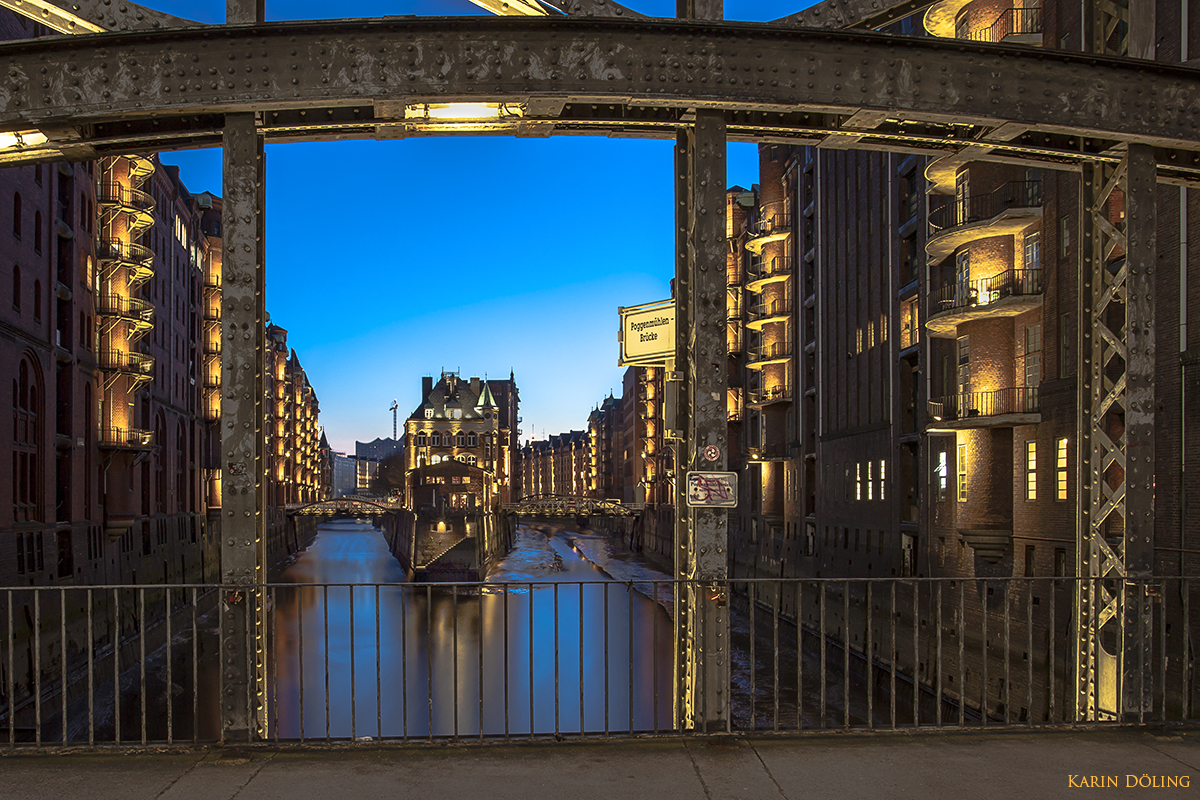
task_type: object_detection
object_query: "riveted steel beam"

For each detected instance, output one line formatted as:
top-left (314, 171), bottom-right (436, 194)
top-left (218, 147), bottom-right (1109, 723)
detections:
top-left (774, 0), bottom-right (933, 30)
top-left (220, 113), bottom-right (266, 742)
top-left (540, 0), bottom-right (645, 18)
top-left (0, 19), bottom-right (1198, 162)
top-left (0, 0), bottom-right (200, 32)
top-left (672, 1), bottom-right (729, 731)
top-left (227, 0), bottom-right (264, 26)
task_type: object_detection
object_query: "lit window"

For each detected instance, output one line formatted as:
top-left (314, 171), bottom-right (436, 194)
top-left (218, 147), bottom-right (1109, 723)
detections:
top-left (1026, 440), bottom-right (1037, 501)
top-left (937, 451), bottom-right (948, 501)
top-left (879, 460), bottom-right (886, 501)
top-left (866, 461), bottom-right (873, 500)
top-left (956, 444), bottom-right (967, 502)
top-left (452, 409), bottom-right (462, 419)
top-left (424, 408), bottom-right (433, 419)
top-left (1024, 231), bottom-right (1041, 272)
top-left (855, 462), bottom-right (862, 500)
top-left (1056, 438), bottom-right (1068, 501)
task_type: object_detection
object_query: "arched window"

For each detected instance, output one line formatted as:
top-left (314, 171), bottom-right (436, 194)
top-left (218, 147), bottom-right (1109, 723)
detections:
top-left (430, 454), bottom-right (442, 465)
top-left (467, 455), bottom-right (477, 466)
top-left (32, 280), bottom-right (41, 321)
top-left (13, 356), bottom-right (42, 522)
top-left (467, 432), bottom-right (477, 447)
top-left (12, 265), bottom-right (20, 311)
top-left (455, 431), bottom-right (466, 447)
top-left (431, 432), bottom-right (441, 447)
top-left (416, 432), bottom-right (426, 447)
top-left (12, 191), bottom-right (20, 237)
top-left (33, 211), bottom-right (41, 254)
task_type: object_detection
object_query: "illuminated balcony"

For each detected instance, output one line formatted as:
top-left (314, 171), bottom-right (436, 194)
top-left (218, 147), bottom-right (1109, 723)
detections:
top-left (747, 386), bottom-right (792, 406)
top-left (746, 441), bottom-right (795, 462)
top-left (747, 341), bottom-right (793, 370)
top-left (745, 202), bottom-right (792, 255)
top-left (926, 269), bottom-right (1042, 337)
top-left (99, 349), bottom-right (154, 377)
top-left (926, 386), bottom-right (1040, 431)
top-left (927, 181), bottom-right (1042, 260)
top-left (123, 154), bottom-right (155, 181)
top-left (98, 241), bottom-right (155, 284)
top-left (98, 426), bottom-right (154, 449)
top-left (95, 294), bottom-right (154, 333)
top-left (746, 256), bottom-right (793, 293)
top-left (963, 7), bottom-right (1042, 44)
top-left (746, 298), bottom-right (794, 331)
top-left (98, 182), bottom-right (155, 229)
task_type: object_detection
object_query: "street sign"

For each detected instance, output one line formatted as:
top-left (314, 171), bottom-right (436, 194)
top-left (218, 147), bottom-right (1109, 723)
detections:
top-left (686, 471), bottom-right (738, 508)
top-left (618, 299), bottom-right (676, 366)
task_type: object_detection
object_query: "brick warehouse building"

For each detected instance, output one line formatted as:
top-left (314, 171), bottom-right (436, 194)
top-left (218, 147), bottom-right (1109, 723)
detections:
top-left (0, 9), bottom-right (328, 594)
top-left (403, 371), bottom-right (521, 507)
top-left (724, 0), bottom-right (1200, 721)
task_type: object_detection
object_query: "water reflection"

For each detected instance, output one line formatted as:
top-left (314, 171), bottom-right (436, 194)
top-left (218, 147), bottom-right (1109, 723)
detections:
top-left (266, 520), bottom-right (674, 739)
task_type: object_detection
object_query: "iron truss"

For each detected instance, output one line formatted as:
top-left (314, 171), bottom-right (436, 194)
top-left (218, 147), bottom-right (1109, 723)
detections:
top-left (503, 494), bottom-right (638, 516)
top-left (0, 18), bottom-right (1196, 183)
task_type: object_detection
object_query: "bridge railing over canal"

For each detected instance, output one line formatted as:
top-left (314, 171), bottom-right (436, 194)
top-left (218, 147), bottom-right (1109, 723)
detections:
top-left (0, 577), bottom-right (1195, 747)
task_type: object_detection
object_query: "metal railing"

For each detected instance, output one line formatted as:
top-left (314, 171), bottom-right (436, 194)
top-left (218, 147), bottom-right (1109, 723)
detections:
top-left (98, 183), bottom-right (155, 215)
top-left (930, 269), bottom-right (1042, 315)
top-left (749, 298), bottom-right (794, 321)
top-left (748, 202), bottom-right (792, 236)
top-left (928, 386), bottom-right (1040, 421)
top-left (748, 385), bottom-right (793, 404)
top-left (98, 349), bottom-right (154, 375)
top-left (94, 294), bottom-right (154, 323)
top-left (97, 241), bottom-right (154, 269)
top-left (929, 181), bottom-right (1042, 233)
top-left (0, 577), bottom-right (1194, 748)
top-left (97, 427), bottom-right (154, 448)
top-left (746, 256), bottom-right (793, 284)
top-left (964, 7), bottom-right (1043, 43)
top-left (748, 342), bottom-right (794, 364)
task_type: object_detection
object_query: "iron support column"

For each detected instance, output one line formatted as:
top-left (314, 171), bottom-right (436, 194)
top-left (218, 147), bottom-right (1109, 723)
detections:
top-left (1122, 143), bottom-right (1157, 720)
top-left (1075, 144), bottom-right (1157, 721)
top-left (674, 104), bottom-right (729, 731)
top-left (220, 113), bottom-right (267, 742)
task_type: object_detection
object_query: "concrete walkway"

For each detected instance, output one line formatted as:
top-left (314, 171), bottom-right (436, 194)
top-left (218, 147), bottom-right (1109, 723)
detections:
top-left (0, 730), bottom-right (1197, 799)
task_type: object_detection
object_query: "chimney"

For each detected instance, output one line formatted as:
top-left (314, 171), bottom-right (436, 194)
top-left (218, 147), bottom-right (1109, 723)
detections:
top-left (470, 377), bottom-right (481, 395)
top-left (422, 376), bottom-right (433, 398)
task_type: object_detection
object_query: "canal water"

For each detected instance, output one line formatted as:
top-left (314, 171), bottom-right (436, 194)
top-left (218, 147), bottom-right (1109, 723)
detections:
top-left (265, 519), bottom-right (676, 739)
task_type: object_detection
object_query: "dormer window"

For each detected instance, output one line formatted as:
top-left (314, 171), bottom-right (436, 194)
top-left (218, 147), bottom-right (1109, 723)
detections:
top-left (452, 409), bottom-right (462, 419)
top-left (424, 408), bottom-right (433, 419)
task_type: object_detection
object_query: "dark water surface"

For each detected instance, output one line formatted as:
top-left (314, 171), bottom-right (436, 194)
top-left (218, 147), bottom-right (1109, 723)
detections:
top-left (265, 520), bottom-right (675, 739)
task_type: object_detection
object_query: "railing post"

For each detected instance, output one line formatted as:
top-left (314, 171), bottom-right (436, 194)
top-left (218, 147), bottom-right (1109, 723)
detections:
top-left (220, 113), bottom-right (267, 742)
top-left (673, 0), bottom-right (729, 734)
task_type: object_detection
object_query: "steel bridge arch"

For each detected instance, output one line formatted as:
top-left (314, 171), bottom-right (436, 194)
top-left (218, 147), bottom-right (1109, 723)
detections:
top-left (505, 493), bottom-right (638, 516)
top-left (285, 496), bottom-right (400, 516)
top-left (0, 18), bottom-right (1197, 183)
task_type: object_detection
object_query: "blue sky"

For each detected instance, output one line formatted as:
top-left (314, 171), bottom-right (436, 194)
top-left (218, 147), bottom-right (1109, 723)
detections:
top-left (146, 0), bottom-right (810, 453)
